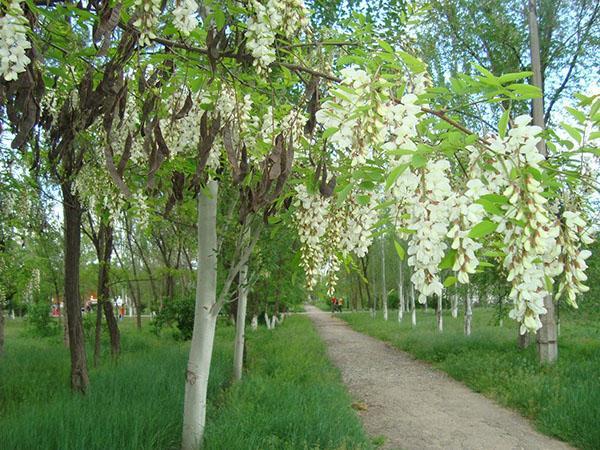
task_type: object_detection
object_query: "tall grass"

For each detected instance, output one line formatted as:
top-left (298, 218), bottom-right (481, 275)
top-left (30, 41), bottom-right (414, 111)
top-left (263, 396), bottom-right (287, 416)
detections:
top-left (0, 315), bottom-right (370, 449)
top-left (339, 308), bottom-right (600, 450)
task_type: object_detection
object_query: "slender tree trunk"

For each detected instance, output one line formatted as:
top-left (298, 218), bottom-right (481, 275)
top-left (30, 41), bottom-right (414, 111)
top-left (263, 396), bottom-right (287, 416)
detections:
top-left (451, 292), bottom-right (458, 318)
top-left (528, 0), bottom-right (558, 364)
top-left (93, 300), bottom-right (102, 367)
top-left (62, 185), bottom-right (89, 393)
top-left (233, 263), bottom-right (248, 381)
top-left (98, 220), bottom-right (120, 356)
top-left (464, 293), bottom-right (472, 337)
top-left (436, 294), bottom-right (443, 332)
top-left (251, 314), bottom-right (258, 331)
top-left (518, 328), bottom-right (530, 349)
top-left (182, 181), bottom-right (219, 450)
top-left (410, 284), bottom-right (416, 327)
top-left (398, 261), bottom-right (404, 322)
top-left (380, 238), bottom-right (388, 321)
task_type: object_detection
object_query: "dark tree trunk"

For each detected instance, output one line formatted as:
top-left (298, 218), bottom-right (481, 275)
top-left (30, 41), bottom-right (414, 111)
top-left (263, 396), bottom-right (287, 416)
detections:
top-left (93, 299), bottom-right (102, 367)
top-left (98, 220), bottom-right (120, 356)
top-left (62, 184), bottom-right (89, 393)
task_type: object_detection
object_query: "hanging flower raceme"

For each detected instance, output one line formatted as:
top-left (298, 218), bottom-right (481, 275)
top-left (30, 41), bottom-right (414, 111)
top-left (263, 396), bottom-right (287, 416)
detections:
top-left (489, 115), bottom-right (562, 334)
top-left (0, 0), bottom-right (31, 81)
top-left (406, 159), bottom-right (455, 304)
top-left (172, 0), bottom-right (199, 36)
top-left (338, 191), bottom-right (378, 258)
top-left (245, 0), bottom-right (309, 74)
top-left (556, 210), bottom-right (593, 307)
top-left (448, 179), bottom-right (488, 284)
top-left (316, 67), bottom-right (387, 167)
top-left (133, 0), bottom-right (161, 46)
top-left (294, 185), bottom-right (330, 290)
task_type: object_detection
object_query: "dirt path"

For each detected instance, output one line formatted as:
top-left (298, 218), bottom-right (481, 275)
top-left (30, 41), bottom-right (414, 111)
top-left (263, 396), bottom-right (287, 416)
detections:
top-left (305, 305), bottom-right (572, 450)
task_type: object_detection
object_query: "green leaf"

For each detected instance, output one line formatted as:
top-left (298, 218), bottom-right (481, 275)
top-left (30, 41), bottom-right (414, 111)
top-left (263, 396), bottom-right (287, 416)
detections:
top-left (507, 83), bottom-right (542, 98)
top-left (385, 164), bottom-right (409, 191)
top-left (378, 39), bottom-right (394, 53)
top-left (439, 249), bottom-right (457, 269)
top-left (394, 240), bottom-right (405, 260)
top-left (468, 220), bottom-right (498, 239)
top-left (566, 106), bottom-right (586, 124)
top-left (397, 51), bottom-right (426, 73)
top-left (411, 152), bottom-right (427, 168)
top-left (214, 9), bottom-right (226, 30)
top-left (323, 127), bottom-right (339, 140)
top-left (443, 276), bottom-right (458, 288)
top-left (497, 71), bottom-right (533, 84)
top-left (561, 123), bottom-right (582, 144)
top-left (498, 107), bottom-right (510, 139)
top-left (336, 182), bottom-right (353, 206)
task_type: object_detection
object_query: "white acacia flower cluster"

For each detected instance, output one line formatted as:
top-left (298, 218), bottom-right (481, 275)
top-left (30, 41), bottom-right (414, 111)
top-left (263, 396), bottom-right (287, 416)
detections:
top-left (0, 1), bottom-right (31, 81)
top-left (172, 0), bottom-right (199, 36)
top-left (74, 164), bottom-right (125, 220)
top-left (316, 67), bottom-right (387, 167)
top-left (24, 268), bottom-right (40, 302)
top-left (338, 192), bottom-right (378, 258)
top-left (447, 179), bottom-right (488, 284)
top-left (406, 160), bottom-right (454, 304)
top-left (323, 206), bottom-right (344, 296)
top-left (488, 116), bottom-right (561, 333)
top-left (556, 211), bottom-right (593, 307)
top-left (110, 101), bottom-right (144, 164)
top-left (294, 185), bottom-right (330, 290)
top-left (133, 0), bottom-right (161, 46)
top-left (245, 0), bottom-right (309, 74)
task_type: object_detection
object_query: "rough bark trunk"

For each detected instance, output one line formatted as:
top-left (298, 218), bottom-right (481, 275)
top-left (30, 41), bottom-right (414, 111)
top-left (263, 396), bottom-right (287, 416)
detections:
top-left (98, 220), bottom-right (120, 357)
top-left (233, 263), bottom-right (248, 381)
top-left (398, 261), bottom-right (404, 322)
top-left (62, 184), bottom-right (89, 393)
top-left (182, 180), bottom-right (219, 450)
top-left (436, 294), bottom-right (443, 332)
top-left (528, 0), bottom-right (558, 364)
top-left (518, 328), bottom-right (531, 349)
top-left (464, 294), bottom-right (472, 337)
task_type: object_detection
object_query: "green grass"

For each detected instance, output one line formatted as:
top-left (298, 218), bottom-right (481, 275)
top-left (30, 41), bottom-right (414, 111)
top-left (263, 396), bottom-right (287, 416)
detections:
top-left (338, 307), bottom-right (600, 450)
top-left (0, 315), bottom-right (370, 450)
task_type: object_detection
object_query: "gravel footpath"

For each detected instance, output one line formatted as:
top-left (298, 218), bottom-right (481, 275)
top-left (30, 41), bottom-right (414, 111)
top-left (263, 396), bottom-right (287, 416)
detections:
top-left (305, 305), bottom-right (573, 450)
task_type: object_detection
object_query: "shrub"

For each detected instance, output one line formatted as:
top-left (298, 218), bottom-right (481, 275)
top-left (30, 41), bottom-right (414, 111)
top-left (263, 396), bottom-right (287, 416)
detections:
top-left (151, 297), bottom-right (195, 340)
top-left (26, 301), bottom-right (59, 336)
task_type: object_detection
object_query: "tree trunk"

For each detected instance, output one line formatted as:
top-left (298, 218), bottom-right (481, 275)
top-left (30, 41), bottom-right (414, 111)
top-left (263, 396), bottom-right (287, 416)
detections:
top-left (451, 292), bottom-right (458, 319)
top-left (464, 293), bottom-right (472, 337)
top-left (98, 220), bottom-right (120, 357)
top-left (62, 184), bottom-right (89, 393)
top-left (397, 261), bottom-right (404, 322)
top-left (93, 300), bottom-right (102, 367)
top-left (380, 238), bottom-right (388, 321)
top-left (410, 284), bottom-right (416, 327)
top-left (182, 180), bottom-right (219, 450)
top-left (233, 263), bottom-right (248, 381)
top-left (518, 328), bottom-right (531, 349)
top-left (528, 0), bottom-right (558, 364)
top-left (251, 314), bottom-right (258, 331)
top-left (436, 294), bottom-right (443, 332)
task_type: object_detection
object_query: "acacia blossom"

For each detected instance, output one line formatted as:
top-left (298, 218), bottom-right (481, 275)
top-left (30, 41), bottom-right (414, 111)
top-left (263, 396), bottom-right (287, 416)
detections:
top-left (0, 0), bottom-right (31, 81)
top-left (406, 159), bottom-right (454, 304)
top-left (133, 0), bottom-right (161, 46)
top-left (245, 0), bottom-right (309, 74)
top-left (172, 0), bottom-right (199, 35)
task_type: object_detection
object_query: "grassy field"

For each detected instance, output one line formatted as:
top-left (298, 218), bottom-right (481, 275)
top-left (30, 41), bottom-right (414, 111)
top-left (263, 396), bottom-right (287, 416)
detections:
top-left (0, 315), bottom-right (371, 450)
top-left (336, 306), bottom-right (600, 450)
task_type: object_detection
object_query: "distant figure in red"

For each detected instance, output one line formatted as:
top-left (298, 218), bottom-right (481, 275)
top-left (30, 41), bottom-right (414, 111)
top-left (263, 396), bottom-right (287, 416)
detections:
top-left (330, 297), bottom-right (337, 313)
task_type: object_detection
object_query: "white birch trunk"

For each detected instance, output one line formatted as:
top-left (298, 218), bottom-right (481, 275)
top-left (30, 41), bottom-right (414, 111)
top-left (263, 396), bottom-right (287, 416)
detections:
top-left (527, 0), bottom-right (558, 364)
top-left (251, 314), bottom-right (258, 331)
top-left (233, 263), bottom-right (248, 381)
top-left (380, 238), bottom-right (388, 321)
top-left (398, 262), bottom-right (404, 322)
top-left (464, 294), bottom-right (472, 337)
top-left (182, 180), bottom-right (219, 450)
top-left (410, 284), bottom-right (416, 327)
top-left (451, 293), bottom-right (458, 319)
top-left (264, 312), bottom-right (271, 329)
top-left (436, 294), bottom-right (443, 332)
